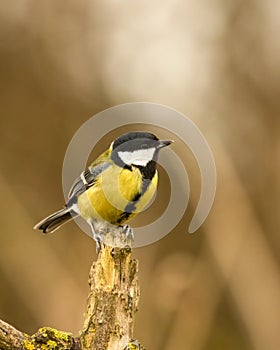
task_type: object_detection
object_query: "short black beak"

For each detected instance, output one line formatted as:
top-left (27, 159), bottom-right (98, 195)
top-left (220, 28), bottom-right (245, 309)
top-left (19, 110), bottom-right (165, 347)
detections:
top-left (157, 140), bottom-right (174, 149)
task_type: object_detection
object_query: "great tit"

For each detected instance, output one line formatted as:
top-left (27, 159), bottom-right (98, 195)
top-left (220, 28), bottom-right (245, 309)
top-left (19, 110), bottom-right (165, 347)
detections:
top-left (34, 131), bottom-right (173, 248)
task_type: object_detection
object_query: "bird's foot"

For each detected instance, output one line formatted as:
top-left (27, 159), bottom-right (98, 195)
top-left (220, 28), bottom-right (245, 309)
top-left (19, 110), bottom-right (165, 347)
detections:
top-left (122, 224), bottom-right (134, 242)
top-left (94, 234), bottom-right (102, 253)
top-left (88, 220), bottom-right (103, 253)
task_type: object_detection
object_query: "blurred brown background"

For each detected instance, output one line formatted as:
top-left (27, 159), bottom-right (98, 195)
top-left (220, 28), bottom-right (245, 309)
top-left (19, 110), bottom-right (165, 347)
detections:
top-left (0, 1), bottom-right (279, 349)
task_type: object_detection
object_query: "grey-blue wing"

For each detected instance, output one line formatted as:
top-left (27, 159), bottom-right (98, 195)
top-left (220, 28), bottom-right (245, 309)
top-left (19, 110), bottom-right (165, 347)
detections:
top-left (67, 162), bottom-right (111, 205)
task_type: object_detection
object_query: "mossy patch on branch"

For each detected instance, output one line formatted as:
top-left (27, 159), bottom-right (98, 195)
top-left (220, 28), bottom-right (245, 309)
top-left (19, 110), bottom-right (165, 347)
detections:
top-left (23, 327), bottom-right (76, 350)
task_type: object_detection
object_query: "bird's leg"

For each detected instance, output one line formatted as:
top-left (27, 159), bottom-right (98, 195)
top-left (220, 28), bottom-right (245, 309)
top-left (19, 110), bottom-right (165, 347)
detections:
top-left (88, 220), bottom-right (102, 253)
top-left (122, 224), bottom-right (134, 242)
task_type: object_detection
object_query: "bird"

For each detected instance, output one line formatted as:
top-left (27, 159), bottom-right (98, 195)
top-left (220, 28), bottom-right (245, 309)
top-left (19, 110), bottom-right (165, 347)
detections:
top-left (34, 131), bottom-right (173, 250)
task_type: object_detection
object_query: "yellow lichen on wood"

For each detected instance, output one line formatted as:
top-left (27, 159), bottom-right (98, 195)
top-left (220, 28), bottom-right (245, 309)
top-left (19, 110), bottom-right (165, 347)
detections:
top-left (24, 339), bottom-right (36, 350)
top-left (29, 327), bottom-right (75, 350)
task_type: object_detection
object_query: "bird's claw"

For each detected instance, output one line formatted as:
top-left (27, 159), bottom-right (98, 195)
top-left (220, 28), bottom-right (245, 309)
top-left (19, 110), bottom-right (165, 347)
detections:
top-left (122, 224), bottom-right (134, 242)
top-left (94, 235), bottom-right (102, 253)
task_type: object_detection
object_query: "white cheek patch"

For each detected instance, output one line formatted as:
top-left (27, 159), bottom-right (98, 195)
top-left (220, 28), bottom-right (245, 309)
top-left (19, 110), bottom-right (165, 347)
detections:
top-left (118, 148), bottom-right (156, 166)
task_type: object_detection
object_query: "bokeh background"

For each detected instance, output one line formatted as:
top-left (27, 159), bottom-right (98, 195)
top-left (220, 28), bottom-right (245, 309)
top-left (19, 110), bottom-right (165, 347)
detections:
top-left (0, 1), bottom-right (279, 349)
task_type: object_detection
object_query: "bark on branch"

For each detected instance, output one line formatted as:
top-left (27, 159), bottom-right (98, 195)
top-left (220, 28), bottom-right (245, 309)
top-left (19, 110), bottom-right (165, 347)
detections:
top-left (0, 242), bottom-right (144, 350)
top-left (79, 243), bottom-right (140, 349)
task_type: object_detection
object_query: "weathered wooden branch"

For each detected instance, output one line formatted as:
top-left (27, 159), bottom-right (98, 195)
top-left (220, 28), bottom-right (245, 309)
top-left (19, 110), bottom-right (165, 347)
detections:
top-left (0, 319), bottom-right (29, 349)
top-left (0, 237), bottom-right (144, 350)
top-left (79, 243), bottom-right (140, 349)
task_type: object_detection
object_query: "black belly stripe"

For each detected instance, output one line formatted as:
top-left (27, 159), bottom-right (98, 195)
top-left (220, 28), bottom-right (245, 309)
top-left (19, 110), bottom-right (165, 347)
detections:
top-left (116, 160), bottom-right (156, 224)
top-left (124, 191), bottom-right (143, 214)
top-left (116, 192), bottom-right (142, 224)
top-left (116, 211), bottom-right (132, 224)
top-left (123, 176), bottom-right (152, 214)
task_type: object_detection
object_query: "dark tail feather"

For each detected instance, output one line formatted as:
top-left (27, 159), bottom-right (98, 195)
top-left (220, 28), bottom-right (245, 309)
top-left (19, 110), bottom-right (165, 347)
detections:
top-left (34, 207), bottom-right (76, 233)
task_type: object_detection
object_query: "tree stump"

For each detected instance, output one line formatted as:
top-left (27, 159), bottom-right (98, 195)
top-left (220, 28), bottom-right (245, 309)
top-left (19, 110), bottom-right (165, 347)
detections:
top-left (0, 240), bottom-right (143, 350)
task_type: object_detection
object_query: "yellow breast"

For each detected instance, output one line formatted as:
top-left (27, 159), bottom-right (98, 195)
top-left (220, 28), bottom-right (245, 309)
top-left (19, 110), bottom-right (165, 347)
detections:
top-left (77, 165), bottom-right (158, 225)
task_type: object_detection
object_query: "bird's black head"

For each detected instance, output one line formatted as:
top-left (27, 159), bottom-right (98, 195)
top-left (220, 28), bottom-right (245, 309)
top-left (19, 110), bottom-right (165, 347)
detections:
top-left (111, 131), bottom-right (173, 168)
